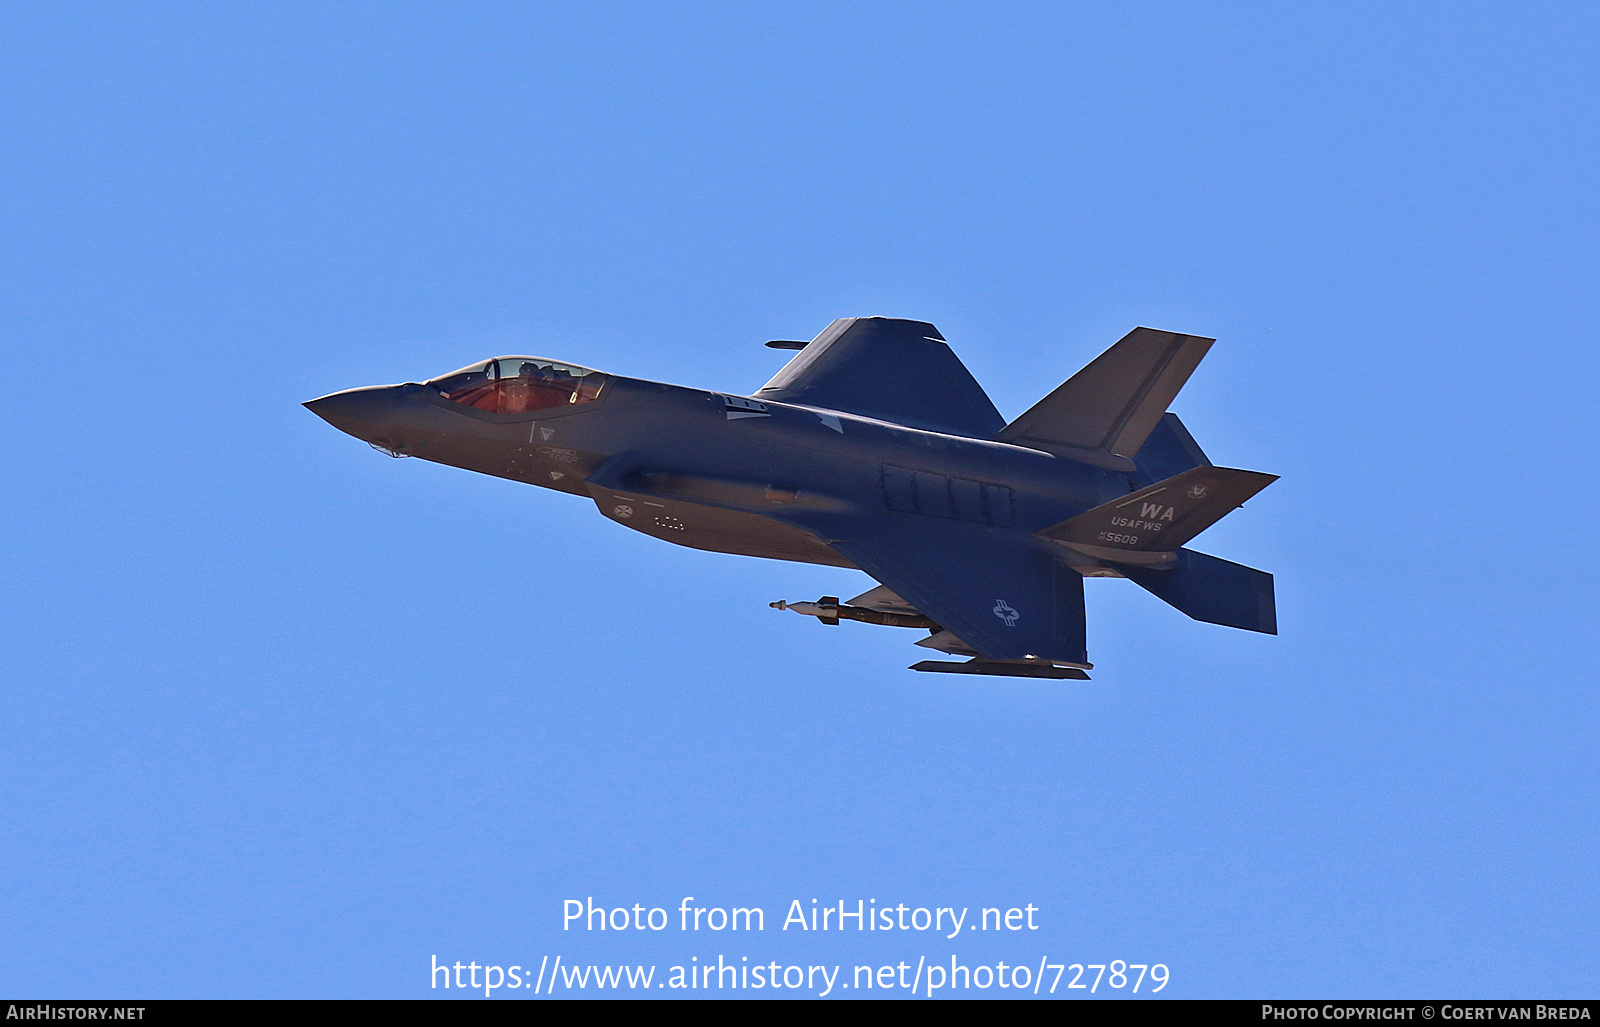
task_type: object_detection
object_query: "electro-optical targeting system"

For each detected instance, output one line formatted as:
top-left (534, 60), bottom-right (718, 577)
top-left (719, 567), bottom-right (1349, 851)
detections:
top-left (307, 318), bottom-right (1276, 679)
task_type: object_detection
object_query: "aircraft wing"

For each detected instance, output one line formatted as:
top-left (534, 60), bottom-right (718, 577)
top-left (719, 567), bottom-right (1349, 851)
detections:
top-left (793, 513), bottom-right (1090, 666)
top-left (756, 317), bottom-right (1006, 438)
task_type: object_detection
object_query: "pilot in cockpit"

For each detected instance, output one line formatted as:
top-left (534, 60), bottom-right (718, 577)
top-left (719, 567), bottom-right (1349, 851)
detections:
top-left (430, 357), bottom-right (607, 415)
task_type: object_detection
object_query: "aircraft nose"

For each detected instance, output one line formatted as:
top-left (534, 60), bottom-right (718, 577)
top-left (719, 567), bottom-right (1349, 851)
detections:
top-left (303, 385), bottom-right (408, 442)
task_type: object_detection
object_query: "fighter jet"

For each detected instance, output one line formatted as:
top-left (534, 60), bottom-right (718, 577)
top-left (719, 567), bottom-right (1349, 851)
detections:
top-left (306, 318), bottom-right (1276, 679)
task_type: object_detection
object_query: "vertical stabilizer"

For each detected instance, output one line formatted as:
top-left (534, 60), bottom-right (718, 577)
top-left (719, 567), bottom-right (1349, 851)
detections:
top-left (995, 328), bottom-right (1213, 462)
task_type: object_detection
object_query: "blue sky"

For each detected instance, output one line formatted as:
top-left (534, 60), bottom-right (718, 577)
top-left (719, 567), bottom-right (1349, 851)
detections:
top-left (2, 2), bottom-right (1597, 999)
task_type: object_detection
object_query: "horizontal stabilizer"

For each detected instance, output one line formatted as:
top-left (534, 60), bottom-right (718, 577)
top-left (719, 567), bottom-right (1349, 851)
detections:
top-left (1038, 465), bottom-right (1276, 561)
top-left (1121, 549), bottom-right (1277, 634)
top-left (995, 327), bottom-right (1213, 463)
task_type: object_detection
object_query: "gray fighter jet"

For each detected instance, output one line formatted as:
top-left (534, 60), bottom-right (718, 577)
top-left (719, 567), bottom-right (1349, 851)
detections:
top-left (306, 318), bottom-right (1276, 679)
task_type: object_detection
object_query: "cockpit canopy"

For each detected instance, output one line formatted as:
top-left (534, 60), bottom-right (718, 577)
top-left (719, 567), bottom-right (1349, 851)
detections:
top-left (430, 357), bottom-right (608, 415)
